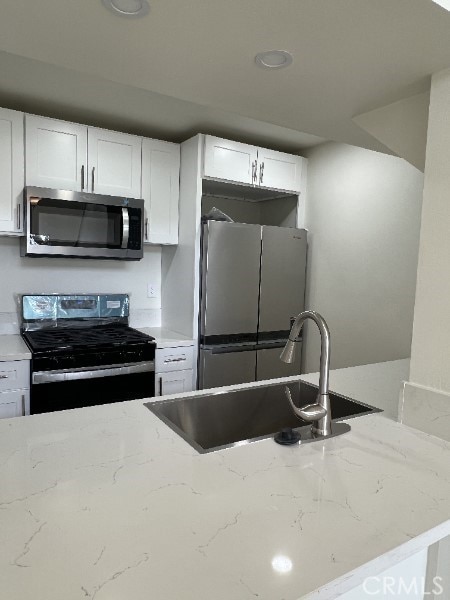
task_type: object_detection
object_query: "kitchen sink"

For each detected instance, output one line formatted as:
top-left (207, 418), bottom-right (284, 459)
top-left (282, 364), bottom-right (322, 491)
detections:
top-left (145, 380), bottom-right (381, 453)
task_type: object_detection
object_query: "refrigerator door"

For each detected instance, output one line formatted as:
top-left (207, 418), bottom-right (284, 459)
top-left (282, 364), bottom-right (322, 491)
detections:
top-left (199, 347), bottom-right (257, 389)
top-left (258, 227), bottom-right (307, 340)
top-left (256, 343), bottom-right (302, 381)
top-left (200, 221), bottom-right (262, 342)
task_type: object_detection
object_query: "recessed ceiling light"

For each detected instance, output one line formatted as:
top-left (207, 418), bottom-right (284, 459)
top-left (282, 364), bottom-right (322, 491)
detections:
top-left (102, 0), bottom-right (150, 18)
top-left (255, 50), bottom-right (293, 70)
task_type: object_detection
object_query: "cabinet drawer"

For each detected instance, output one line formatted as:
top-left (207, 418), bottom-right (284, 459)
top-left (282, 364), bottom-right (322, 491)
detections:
top-left (155, 346), bottom-right (194, 373)
top-left (0, 360), bottom-right (30, 392)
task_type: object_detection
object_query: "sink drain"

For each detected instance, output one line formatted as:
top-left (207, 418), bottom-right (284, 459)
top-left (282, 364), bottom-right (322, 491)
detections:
top-left (274, 427), bottom-right (301, 445)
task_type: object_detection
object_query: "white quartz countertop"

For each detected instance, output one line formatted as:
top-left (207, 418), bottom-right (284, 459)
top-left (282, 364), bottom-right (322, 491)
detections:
top-left (0, 334), bottom-right (31, 361)
top-left (0, 361), bottom-right (449, 600)
top-left (137, 327), bottom-right (194, 348)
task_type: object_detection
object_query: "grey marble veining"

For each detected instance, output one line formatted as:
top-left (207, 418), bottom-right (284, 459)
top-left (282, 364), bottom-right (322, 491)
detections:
top-left (0, 387), bottom-right (449, 600)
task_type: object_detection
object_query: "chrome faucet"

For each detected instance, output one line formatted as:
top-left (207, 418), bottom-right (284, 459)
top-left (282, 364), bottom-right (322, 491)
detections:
top-left (280, 310), bottom-right (332, 436)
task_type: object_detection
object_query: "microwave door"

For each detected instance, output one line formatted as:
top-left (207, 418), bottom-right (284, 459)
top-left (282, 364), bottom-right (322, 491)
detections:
top-left (22, 187), bottom-right (143, 260)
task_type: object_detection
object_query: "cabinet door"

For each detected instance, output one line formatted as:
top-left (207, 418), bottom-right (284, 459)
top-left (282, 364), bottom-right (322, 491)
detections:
top-left (0, 389), bottom-right (29, 419)
top-left (88, 128), bottom-right (142, 198)
top-left (257, 147), bottom-right (303, 193)
top-left (155, 369), bottom-right (194, 397)
top-left (142, 139), bottom-right (180, 244)
top-left (25, 115), bottom-right (87, 192)
top-left (0, 108), bottom-right (24, 233)
top-left (203, 135), bottom-right (257, 185)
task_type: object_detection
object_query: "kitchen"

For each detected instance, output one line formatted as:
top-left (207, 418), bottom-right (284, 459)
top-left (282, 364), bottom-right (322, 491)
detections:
top-left (2, 0), bottom-right (445, 597)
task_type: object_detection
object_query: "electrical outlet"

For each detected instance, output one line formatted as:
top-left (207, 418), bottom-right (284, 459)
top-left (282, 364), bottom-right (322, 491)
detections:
top-left (147, 283), bottom-right (158, 298)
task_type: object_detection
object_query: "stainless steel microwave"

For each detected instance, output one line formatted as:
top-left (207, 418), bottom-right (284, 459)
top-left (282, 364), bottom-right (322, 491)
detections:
top-left (20, 187), bottom-right (144, 260)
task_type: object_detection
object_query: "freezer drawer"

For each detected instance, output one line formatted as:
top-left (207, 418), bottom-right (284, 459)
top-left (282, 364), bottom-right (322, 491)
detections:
top-left (256, 344), bottom-right (302, 381)
top-left (259, 226), bottom-right (307, 337)
top-left (199, 347), bottom-right (256, 389)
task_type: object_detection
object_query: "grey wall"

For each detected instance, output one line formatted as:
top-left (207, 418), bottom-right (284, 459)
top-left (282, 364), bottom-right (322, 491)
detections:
top-left (303, 142), bottom-right (424, 373)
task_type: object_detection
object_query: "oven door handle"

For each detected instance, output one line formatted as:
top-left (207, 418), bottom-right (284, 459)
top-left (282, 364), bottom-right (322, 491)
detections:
top-left (32, 361), bottom-right (155, 384)
top-left (121, 207), bottom-right (129, 249)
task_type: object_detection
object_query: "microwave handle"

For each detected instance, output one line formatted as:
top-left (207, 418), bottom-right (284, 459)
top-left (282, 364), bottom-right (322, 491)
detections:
top-left (121, 207), bottom-right (129, 249)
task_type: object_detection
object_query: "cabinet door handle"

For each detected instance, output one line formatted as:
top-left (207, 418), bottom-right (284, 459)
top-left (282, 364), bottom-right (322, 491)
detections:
top-left (16, 205), bottom-right (21, 230)
top-left (92, 167), bottom-right (95, 192)
top-left (145, 218), bottom-right (149, 241)
top-left (21, 395), bottom-right (25, 416)
top-left (159, 376), bottom-right (163, 396)
top-left (252, 160), bottom-right (257, 184)
top-left (81, 165), bottom-right (85, 191)
top-left (259, 162), bottom-right (264, 185)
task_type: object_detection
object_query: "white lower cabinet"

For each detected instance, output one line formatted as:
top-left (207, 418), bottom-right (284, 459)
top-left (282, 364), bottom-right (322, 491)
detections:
top-left (0, 360), bottom-right (30, 419)
top-left (155, 345), bottom-right (194, 397)
top-left (156, 370), bottom-right (194, 397)
top-left (0, 389), bottom-right (29, 419)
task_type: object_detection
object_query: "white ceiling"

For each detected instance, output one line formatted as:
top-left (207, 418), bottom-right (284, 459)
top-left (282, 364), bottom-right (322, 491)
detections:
top-left (1, 0), bottom-right (450, 153)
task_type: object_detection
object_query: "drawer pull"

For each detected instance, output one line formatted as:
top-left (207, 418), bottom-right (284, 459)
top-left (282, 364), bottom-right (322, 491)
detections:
top-left (164, 357), bottom-right (186, 363)
top-left (0, 374), bottom-right (9, 379)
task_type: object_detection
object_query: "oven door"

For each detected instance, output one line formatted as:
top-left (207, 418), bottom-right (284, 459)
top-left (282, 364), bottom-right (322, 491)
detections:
top-left (30, 361), bottom-right (155, 414)
top-left (22, 187), bottom-right (143, 260)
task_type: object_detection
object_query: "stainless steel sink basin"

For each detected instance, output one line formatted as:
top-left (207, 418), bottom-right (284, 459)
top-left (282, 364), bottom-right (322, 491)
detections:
top-left (145, 380), bottom-right (381, 453)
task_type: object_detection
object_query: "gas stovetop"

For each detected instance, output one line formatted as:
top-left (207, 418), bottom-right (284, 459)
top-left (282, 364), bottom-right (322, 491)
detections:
top-left (23, 323), bottom-right (153, 353)
top-left (20, 294), bottom-right (156, 371)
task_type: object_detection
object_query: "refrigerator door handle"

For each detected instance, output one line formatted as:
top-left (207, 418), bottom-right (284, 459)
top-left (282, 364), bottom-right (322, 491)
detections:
top-left (206, 344), bottom-right (258, 355)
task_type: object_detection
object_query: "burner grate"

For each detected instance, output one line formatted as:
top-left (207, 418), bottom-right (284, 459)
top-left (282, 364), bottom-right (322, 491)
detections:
top-left (23, 324), bottom-right (153, 352)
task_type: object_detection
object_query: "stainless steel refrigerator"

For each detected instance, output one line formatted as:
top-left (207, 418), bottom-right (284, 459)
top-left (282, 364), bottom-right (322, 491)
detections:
top-left (198, 220), bottom-right (307, 389)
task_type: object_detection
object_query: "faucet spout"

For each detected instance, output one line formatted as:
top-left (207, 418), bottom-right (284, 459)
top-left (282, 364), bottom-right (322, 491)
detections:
top-left (280, 310), bottom-right (332, 436)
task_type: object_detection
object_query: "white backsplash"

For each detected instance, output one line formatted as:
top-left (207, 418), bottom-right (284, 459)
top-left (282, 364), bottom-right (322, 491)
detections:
top-left (0, 312), bottom-right (20, 335)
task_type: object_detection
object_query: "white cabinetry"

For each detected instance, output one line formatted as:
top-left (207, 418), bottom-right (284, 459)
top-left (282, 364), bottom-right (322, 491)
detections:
top-left (88, 128), bottom-right (142, 198)
top-left (203, 136), bottom-right (257, 186)
top-left (25, 116), bottom-right (142, 198)
top-left (0, 360), bottom-right (30, 419)
top-left (155, 346), bottom-right (194, 397)
top-left (142, 139), bottom-right (180, 244)
top-left (256, 146), bottom-right (303, 192)
top-left (0, 108), bottom-right (24, 234)
top-left (25, 115), bottom-right (87, 192)
top-left (203, 135), bottom-right (303, 193)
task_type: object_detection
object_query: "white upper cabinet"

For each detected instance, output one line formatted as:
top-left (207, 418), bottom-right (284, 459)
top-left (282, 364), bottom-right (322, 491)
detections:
top-left (88, 128), bottom-right (142, 198)
top-left (0, 108), bottom-right (24, 234)
top-left (202, 135), bottom-right (303, 193)
top-left (25, 115), bottom-right (87, 192)
top-left (25, 116), bottom-right (142, 198)
top-left (256, 147), bottom-right (303, 193)
top-left (142, 138), bottom-right (180, 244)
top-left (203, 136), bottom-right (257, 185)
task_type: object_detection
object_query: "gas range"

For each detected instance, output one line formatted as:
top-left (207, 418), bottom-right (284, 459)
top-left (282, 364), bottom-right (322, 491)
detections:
top-left (21, 294), bottom-right (156, 414)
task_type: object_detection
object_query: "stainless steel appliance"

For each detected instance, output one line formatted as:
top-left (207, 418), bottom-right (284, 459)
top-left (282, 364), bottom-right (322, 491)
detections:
top-left (198, 221), bottom-right (307, 388)
top-left (21, 294), bottom-right (155, 414)
top-left (21, 187), bottom-right (144, 260)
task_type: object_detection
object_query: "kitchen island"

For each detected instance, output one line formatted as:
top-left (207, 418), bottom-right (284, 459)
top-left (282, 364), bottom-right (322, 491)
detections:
top-left (0, 360), bottom-right (449, 600)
